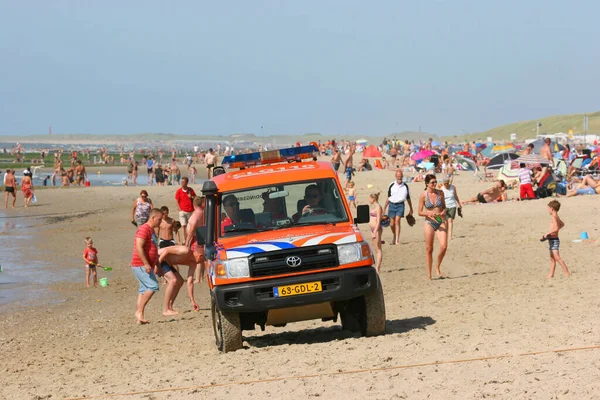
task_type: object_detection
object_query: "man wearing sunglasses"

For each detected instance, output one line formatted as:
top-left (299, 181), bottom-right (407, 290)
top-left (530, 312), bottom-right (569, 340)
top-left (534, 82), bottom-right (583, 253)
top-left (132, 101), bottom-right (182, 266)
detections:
top-left (293, 184), bottom-right (327, 222)
top-left (221, 194), bottom-right (242, 234)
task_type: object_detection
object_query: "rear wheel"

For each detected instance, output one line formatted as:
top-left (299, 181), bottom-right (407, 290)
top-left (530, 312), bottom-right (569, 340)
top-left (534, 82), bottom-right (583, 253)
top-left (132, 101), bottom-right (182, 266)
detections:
top-left (211, 294), bottom-right (243, 352)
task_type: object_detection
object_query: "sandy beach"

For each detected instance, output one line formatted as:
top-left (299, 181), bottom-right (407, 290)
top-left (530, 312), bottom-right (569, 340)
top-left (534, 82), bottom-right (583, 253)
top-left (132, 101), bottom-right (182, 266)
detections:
top-left (1, 163), bottom-right (600, 399)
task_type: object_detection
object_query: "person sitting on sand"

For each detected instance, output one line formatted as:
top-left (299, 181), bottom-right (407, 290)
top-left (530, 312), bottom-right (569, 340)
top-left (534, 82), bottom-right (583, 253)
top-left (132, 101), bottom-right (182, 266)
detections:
top-left (463, 180), bottom-right (508, 204)
top-left (565, 175), bottom-right (600, 197)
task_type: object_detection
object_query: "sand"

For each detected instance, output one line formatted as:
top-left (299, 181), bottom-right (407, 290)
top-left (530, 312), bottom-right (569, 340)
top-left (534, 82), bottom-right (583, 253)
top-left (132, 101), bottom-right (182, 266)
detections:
top-left (1, 163), bottom-right (600, 399)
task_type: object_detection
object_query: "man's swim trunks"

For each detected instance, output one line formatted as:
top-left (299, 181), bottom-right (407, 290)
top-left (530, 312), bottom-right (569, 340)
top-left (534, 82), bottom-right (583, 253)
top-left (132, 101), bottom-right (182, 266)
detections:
top-left (477, 193), bottom-right (487, 203)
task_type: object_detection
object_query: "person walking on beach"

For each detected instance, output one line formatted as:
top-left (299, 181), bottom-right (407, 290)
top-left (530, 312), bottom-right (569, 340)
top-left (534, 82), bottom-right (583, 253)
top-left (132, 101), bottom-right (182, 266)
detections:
top-left (542, 200), bottom-right (570, 278)
top-left (147, 157), bottom-right (155, 185)
top-left (131, 208), bottom-right (164, 324)
top-left (418, 174), bottom-right (448, 279)
top-left (383, 169), bottom-right (414, 245)
top-left (441, 176), bottom-right (462, 240)
top-left (74, 160), bottom-right (87, 186)
top-left (205, 149), bottom-right (217, 179)
top-left (175, 177), bottom-right (196, 242)
top-left (343, 146), bottom-right (355, 189)
top-left (131, 190), bottom-right (153, 226)
top-left (368, 192), bottom-right (384, 273)
top-left (331, 148), bottom-right (341, 173)
top-left (4, 169), bottom-right (17, 209)
top-left (82, 237), bottom-right (100, 288)
top-left (21, 174), bottom-right (34, 207)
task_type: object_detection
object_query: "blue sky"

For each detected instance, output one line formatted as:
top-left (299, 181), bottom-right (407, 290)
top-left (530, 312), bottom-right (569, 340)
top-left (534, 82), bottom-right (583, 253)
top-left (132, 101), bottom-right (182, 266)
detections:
top-left (1, 0), bottom-right (599, 137)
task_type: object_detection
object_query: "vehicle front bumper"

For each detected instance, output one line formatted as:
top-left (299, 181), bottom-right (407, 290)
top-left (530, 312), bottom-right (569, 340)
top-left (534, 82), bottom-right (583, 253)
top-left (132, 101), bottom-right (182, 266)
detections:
top-left (213, 267), bottom-right (378, 312)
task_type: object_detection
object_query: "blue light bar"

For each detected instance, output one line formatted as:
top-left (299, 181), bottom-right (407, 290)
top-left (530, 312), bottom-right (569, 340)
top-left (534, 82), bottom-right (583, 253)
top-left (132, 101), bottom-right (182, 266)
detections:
top-left (222, 145), bottom-right (319, 169)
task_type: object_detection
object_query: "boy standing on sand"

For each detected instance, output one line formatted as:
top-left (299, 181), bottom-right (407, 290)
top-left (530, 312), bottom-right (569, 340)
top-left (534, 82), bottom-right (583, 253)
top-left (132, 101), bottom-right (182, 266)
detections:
top-left (542, 200), bottom-right (570, 278)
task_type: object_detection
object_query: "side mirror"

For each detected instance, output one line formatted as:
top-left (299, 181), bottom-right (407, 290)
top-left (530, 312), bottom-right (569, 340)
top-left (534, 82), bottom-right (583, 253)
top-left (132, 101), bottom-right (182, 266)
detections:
top-left (354, 204), bottom-right (369, 224)
top-left (195, 226), bottom-right (207, 245)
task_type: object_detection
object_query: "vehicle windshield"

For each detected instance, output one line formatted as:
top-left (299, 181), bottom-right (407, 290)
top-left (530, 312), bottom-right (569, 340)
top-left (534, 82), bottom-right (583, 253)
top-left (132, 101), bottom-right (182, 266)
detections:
top-left (219, 178), bottom-right (349, 237)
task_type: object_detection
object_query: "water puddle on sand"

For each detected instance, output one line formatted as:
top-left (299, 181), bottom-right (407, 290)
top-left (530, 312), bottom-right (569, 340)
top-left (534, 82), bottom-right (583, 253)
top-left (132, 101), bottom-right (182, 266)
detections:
top-left (0, 222), bottom-right (78, 309)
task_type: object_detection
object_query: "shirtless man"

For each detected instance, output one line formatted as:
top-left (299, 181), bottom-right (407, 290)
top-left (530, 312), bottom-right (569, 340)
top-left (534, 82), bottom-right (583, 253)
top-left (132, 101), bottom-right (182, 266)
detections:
top-left (463, 180), bottom-right (508, 204)
top-left (205, 148), bottom-right (217, 179)
top-left (540, 138), bottom-right (554, 178)
top-left (157, 206), bottom-right (178, 248)
top-left (344, 146), bottom-right (355, 189)
top-left (65, 167), bottom-right (75, 186)
top-left (185, 196), bottom-right (206, 284)
top-left (331, 149), bottom-right (342, 173)
top-left (75, 160), bottom-right (87, 186)
top-left (4, 169), bottom-right (17, 209)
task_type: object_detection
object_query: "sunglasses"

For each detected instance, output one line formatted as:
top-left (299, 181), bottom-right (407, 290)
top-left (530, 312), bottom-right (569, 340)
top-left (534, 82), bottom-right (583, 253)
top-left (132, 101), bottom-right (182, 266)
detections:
top-left (225, 202), bottom-right (239, 207)
top-left (429, 181), bottom-right (437, 185)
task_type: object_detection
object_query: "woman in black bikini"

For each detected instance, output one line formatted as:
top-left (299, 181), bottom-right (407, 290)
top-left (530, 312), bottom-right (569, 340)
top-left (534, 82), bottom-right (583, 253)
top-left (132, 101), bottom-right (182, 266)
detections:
top-left (418, 174), bottom-right (448, 280)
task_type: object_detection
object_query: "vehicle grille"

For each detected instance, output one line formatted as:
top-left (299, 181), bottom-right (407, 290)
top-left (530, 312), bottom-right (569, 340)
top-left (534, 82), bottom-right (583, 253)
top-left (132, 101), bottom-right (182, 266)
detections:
top-left (249, 244), bottom-right (338, 277)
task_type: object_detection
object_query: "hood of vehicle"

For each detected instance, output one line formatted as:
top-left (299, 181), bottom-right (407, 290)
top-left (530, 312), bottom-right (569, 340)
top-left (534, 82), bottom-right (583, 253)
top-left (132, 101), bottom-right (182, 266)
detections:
top-left (217, 225), bottom-right (362, 259)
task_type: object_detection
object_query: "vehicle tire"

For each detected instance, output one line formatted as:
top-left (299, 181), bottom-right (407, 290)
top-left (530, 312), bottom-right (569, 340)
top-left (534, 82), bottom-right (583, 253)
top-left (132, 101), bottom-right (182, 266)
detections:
top-left (362, 276), bottom-right (386, 336)
top-left (211, 294), bottom-right (243, 353)
top-left (340, 297), bottom-right (363, 333)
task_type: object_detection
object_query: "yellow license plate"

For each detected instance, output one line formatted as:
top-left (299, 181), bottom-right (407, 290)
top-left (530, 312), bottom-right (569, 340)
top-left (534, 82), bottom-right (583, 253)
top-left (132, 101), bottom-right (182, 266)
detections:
top-left (274, 281), bottom-right (322, 297)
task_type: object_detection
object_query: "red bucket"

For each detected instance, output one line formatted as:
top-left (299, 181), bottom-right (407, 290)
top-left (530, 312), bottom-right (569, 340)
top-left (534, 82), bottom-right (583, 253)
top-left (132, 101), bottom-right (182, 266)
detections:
top-left (85, 181), bottom-right (91, 187)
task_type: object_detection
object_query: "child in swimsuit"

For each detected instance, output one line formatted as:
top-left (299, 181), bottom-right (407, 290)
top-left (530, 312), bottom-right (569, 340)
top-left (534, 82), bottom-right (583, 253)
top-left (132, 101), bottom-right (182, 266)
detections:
top-left (368, 192), bottom-right (384, 273)
top-left (543, 200), bottom-right (570, 278)
top-left (347, 181), bottom-right (357, 209)
top-left (82, 236), bottom-right (100, 287)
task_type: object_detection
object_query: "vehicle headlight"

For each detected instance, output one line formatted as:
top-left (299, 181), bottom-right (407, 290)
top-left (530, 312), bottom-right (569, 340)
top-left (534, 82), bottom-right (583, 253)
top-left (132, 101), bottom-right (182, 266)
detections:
top-left (337, 242), bottom-right (372, 265)
top-left (215, 258), bottom-right (250, 278)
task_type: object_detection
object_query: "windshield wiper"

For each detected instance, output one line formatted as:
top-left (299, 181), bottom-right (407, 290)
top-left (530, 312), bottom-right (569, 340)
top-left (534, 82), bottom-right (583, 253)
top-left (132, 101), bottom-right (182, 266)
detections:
top-left (224, 226), bottom-right (260, 233)
top-left (293, 221), bottom-right (338, 227)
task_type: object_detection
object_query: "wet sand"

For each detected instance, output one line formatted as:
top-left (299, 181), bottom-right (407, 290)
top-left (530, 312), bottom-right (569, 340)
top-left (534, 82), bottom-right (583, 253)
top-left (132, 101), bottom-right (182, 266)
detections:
top-left (1, 164), bottom-right (600, 399)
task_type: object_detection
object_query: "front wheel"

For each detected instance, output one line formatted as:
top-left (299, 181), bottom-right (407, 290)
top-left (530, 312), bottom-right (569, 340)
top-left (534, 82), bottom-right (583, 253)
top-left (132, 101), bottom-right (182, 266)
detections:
top-left (211, 294), bottom-right (243, 353)
top-left (363, 276), bottom-right (386, 336)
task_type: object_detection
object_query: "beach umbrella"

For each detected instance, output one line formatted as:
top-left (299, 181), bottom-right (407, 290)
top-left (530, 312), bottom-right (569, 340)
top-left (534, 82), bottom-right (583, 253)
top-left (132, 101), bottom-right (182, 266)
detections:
top-left (491, 144), bottom-right (516, 154)
top-left (515, 154), bottom-right (551, 168)
top-left (362, 145), bottom-right (382, 158)
top-left (497, 163), bottom-right (520, 181)
top-left (456, 151), bottom-right (475, 160)
top-left (411, 149), bottom-right (435, 161)
top-left (480, 146), bottom-right (494, 158)
top-left (486, 152), bottom-right (519, 170)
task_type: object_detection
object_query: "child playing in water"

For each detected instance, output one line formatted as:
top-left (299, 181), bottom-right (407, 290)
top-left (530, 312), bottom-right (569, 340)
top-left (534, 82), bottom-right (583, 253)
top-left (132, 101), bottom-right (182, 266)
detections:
top-left (82, 237), bottom-right (101, 287)
top-left (541, 200), bottom-right (570, 278)
top-left (347, 181), bottom-right (357, 209)
top-left (369, 192), bottom-right (383, 272)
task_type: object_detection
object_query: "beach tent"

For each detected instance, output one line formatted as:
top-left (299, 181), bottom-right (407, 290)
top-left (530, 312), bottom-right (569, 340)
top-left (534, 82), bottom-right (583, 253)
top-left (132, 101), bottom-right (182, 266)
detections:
top-left (454, 154), bottom-right (478, 174)
top-left (487, 152), bottom-right (519, 170)
top-left (553, 158), bottom-right (567, 176)
top-left (528, 139), bottom-right (565, 154)
top-left (363, 145), bottom-right (382, 158)
top-left (480, 146), bottom-right (495, 158)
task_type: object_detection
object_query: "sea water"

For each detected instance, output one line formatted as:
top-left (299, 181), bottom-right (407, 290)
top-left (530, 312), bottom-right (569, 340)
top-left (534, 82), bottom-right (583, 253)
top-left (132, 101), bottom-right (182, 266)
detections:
top-left (0, 221), bottom-right (79, 308)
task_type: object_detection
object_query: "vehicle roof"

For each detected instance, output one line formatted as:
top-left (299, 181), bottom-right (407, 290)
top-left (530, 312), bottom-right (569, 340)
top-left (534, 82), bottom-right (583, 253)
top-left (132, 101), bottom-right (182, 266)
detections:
top-left (211, 161), bottom-right (337, 193)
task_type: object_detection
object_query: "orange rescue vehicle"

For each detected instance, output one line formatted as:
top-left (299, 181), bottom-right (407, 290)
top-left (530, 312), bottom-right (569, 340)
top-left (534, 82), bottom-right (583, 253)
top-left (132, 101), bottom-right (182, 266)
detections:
top-left (196, 145), bottom-right (386, 352)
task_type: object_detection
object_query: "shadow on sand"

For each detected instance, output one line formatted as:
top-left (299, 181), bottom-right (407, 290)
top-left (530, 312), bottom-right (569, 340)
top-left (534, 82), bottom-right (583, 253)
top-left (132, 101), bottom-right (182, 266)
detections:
top-left (245, 316), bottom-right (436, 348)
